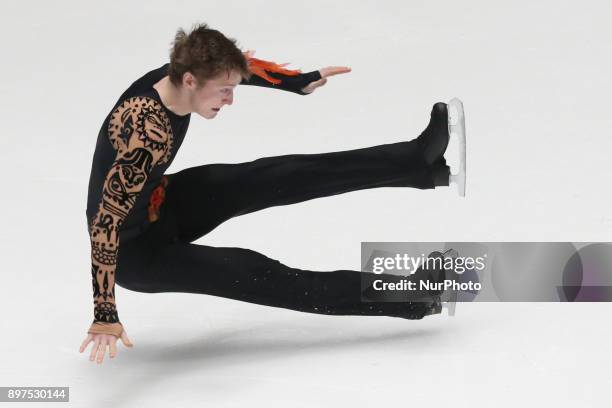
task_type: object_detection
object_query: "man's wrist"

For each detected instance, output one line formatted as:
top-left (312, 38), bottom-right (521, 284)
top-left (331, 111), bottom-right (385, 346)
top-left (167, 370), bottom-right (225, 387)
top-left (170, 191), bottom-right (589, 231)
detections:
top-left (88, 321), bottom-right (123, 337)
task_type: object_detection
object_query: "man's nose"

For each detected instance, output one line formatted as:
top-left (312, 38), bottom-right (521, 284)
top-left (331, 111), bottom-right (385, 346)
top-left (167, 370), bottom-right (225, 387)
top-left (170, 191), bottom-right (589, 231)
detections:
top-left (224, 93), bottom-right (234, 106)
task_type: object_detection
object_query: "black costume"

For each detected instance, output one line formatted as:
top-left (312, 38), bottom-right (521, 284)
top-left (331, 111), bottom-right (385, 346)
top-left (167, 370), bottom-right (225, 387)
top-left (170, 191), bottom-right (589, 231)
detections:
top-left (85, 58), bottom-right (450, 337)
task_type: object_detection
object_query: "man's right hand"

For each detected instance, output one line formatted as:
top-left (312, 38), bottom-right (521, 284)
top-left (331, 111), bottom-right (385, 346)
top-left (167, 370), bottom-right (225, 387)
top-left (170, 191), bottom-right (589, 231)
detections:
top-left (79, 327), bottom-right (134, 364)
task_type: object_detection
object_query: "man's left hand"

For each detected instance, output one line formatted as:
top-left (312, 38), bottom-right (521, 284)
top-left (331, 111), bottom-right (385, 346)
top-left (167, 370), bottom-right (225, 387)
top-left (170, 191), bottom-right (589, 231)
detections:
top-left (243, 50), bottom-right (351, 94)
top-left (301, 66), bottom-right (352, 94)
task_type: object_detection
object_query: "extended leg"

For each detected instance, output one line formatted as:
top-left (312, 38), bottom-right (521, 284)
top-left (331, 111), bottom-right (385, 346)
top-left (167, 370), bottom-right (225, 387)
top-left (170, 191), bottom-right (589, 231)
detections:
top-left (165, 138), bottom-right (437, 242)
top-left (115, 239), bottom-right (442, 320)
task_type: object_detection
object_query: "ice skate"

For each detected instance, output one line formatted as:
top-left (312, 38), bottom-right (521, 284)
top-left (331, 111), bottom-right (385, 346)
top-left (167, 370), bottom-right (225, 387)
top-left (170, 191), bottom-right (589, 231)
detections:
top-left (419, 248), bottom-right (461, 317)
top-left (405, 248), bottom-right (458, 318)
top-left (421, 248), bottom-right (460, 317)
top-left (447, 98), bottom-right (467, 197)
top-left (424, 296), bottom-right (443, 316)
top-left (440, 248), bottom-right (459, 316)
top-left (417, 98), bottom-right (467, 196)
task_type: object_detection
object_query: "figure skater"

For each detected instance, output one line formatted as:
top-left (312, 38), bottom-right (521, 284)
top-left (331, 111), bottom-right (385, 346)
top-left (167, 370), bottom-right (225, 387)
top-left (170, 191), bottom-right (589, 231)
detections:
top-left (79, 22), bottom-right (466, 364)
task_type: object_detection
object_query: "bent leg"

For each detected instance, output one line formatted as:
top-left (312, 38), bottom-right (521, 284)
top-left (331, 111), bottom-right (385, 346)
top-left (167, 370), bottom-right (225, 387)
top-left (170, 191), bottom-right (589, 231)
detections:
top-left (117, 240), bottom-right (437, 320)
top-left (165, 139), bottom-right (435, 242)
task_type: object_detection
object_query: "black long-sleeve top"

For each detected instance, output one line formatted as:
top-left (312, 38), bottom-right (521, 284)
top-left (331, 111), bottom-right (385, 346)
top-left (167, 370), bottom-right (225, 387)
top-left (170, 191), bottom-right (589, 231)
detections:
top-left (85, 58), bottom-right (321, 337)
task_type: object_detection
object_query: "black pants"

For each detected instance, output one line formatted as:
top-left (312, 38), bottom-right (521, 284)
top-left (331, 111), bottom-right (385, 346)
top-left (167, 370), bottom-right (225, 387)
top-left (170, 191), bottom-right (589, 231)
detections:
top-left (115, 138), bottom-right (440, 320)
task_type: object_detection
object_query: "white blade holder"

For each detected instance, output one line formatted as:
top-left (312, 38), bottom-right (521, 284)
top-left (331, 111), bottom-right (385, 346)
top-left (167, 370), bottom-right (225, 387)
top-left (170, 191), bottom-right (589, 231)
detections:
top-left (447, 98), bottom-right (466, 197)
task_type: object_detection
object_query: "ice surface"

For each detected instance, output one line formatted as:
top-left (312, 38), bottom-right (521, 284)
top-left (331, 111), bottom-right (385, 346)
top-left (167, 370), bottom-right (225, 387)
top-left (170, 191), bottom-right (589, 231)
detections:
top-left (1, 0), bottom-right (611, 406)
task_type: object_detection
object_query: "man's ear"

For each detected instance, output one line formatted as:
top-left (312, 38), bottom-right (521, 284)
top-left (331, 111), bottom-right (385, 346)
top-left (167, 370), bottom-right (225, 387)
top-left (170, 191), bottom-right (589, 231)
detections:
top-left (183, 72), bottom-right (199, 90)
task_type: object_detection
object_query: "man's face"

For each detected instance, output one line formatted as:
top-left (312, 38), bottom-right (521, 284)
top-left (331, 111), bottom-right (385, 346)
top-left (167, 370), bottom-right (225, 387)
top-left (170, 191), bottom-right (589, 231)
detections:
top-left (188, 70), bottom-right (242, 119)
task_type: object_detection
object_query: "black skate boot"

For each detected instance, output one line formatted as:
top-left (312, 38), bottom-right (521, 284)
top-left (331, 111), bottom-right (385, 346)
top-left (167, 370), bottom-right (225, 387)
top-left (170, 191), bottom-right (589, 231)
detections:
top-left (417, 102), bottom-right (450, 166)
top-left (424, 296), bottom-right (443, 316)
top-left (418, 99), bottom-right (468, 196)
top-left (411, 248), bottom-right (458, 318)
top-left (396, 249), bottom-right (451, 319)
top-left (399, 297), bottom-right (442, 319)
top-left (431, 158), bottom-right (451, 187)
top-left (410, 250), bottom-right (448, 297)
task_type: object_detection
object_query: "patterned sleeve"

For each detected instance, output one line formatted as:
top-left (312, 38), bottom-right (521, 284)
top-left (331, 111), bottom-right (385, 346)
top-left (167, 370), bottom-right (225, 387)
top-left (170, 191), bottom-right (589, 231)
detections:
top-left (87, 96), bottom-right (174, 337)
top-left (240, 55), bottom-right (322, 95)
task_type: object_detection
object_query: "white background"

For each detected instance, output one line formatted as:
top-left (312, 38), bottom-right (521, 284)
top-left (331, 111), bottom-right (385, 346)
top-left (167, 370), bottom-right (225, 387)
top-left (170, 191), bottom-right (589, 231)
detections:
top-left (1, 0), bottom-right (611, 406)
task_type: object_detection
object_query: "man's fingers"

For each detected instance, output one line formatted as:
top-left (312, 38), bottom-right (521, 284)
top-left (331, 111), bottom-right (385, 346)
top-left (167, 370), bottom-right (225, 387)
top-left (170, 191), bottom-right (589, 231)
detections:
top-left (314, 78), bottom-right (328, 89)
top-left (301, 78), bottom-right (328, 94)
top-left (120, 331), bottom-right (134, 348)
top-left (109, 338), bottom-right (118, 359)
top-left (301, 66), bottom-right (350, 93)
top-left (310, 78), bottom-right (328, 88)
top-left (319, 66), bottom-right (352, 78)
top-left (96, 339), bottom-right (107, 364)
top-left (83, 333), bottom-right (126, 362)
top-left (79, 334), bottom-right (93, 353)
top-left (89, 339), bottom-right (100, 361)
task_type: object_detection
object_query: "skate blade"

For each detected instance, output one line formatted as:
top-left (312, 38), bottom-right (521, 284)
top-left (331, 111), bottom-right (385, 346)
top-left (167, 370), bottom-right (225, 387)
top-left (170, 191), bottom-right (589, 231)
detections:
top-left (447, 98), bottom-right (466, 197)
top-left (441, 248), bottom-right (458, 316)
top-left (442, 299), bottom-right (457, 316)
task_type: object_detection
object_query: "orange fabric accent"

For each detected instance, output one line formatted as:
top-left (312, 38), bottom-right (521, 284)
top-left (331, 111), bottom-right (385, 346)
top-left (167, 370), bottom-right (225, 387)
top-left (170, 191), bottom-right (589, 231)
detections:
top-left (247, 56), bottom-right (302, 85)
top-left (147, 176), bottom-right (168, 222)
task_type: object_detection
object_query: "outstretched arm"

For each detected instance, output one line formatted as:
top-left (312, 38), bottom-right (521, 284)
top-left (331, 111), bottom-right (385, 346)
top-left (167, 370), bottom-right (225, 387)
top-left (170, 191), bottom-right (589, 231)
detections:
top-left (87, 96), bottom-right (173, 338)
top-left (240, 50), bottom-right (351, 95)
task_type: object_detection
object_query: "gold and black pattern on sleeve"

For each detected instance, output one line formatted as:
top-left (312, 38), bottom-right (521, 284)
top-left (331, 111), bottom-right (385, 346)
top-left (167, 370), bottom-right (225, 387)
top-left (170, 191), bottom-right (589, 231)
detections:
top-left (108, 96), bottom-right (174, 165)
top-left (88, 97), bottom-right (174, 327)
